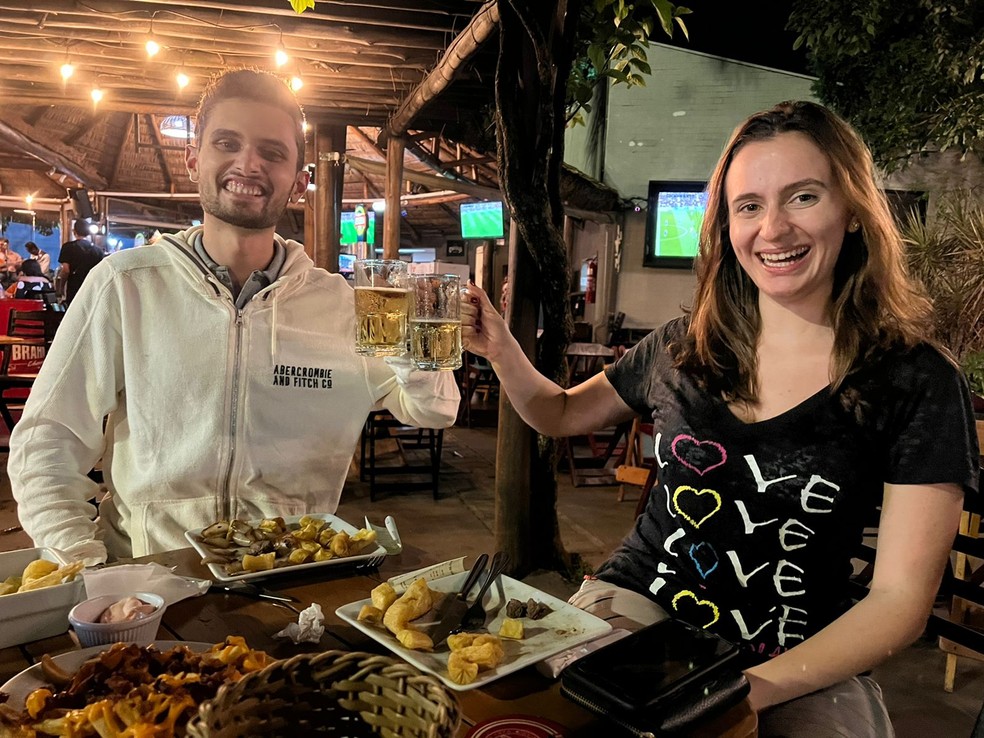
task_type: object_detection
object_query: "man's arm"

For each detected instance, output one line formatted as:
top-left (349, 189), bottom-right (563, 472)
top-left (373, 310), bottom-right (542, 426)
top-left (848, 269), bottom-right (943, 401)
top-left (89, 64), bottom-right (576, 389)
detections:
top-left (368, 356), bottom-right (461, 429)
top-left (55, 262), bottom-right (70, 300)
top-left (8, 265), bottom-right (122, 565)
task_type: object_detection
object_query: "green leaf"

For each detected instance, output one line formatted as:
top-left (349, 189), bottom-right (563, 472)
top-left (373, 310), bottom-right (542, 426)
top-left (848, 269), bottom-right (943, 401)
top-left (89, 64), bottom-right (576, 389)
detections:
top-left (674, 16), bottom-right (689, 41)
top-left (652, 0), bottom-right (675, 37)
top-left (288, 0), bottom-right (315, 13)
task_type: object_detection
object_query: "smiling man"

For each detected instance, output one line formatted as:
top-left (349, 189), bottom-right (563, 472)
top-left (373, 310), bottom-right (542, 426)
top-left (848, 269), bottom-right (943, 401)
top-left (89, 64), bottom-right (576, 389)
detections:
top-left (9, 69), bottom-right (459, 565)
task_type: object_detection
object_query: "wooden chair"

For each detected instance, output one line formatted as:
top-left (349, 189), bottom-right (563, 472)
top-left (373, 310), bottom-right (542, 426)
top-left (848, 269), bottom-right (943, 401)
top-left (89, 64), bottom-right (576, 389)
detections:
top-left (6, 309), bottom-right (45, 342)
top-left (359, 410), bottom-right (444, 502)
top-left (851, 419), bottom-right (984, 692)
top-left (938, 418), bottom-right (984, 691)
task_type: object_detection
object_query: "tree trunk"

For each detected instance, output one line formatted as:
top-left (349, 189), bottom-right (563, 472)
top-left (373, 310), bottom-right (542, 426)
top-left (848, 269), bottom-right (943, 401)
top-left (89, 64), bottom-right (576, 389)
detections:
top-left (493, 0), bottom-right (581, 577)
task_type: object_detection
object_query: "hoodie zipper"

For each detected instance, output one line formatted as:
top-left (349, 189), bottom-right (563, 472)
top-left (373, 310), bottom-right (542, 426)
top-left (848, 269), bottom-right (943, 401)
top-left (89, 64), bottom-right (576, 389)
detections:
top-left (219, 305), bottom-right (245, 521)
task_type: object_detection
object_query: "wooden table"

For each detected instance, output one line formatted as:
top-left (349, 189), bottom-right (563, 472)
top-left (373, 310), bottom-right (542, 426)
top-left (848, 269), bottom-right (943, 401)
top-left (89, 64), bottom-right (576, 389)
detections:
top-left (0, 548), bottom-right (757, 737)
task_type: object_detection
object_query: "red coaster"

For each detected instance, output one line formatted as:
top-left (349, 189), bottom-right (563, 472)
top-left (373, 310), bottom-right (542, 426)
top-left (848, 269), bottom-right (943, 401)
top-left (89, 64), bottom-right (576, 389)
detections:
top-left (465, 714), bottom-right (567, 738)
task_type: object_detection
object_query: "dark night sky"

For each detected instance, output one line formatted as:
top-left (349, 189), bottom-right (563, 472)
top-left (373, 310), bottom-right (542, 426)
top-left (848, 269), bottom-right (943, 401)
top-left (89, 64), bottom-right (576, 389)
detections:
top-left (658, 2), bottom-right (812, 76)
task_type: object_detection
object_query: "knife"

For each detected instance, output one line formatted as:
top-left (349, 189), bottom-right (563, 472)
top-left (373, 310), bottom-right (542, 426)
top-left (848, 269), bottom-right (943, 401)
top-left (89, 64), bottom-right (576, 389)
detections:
top-left (211, 582), bottom-right (299, 604)
top-left (428, 553), bottom-right (488, 646)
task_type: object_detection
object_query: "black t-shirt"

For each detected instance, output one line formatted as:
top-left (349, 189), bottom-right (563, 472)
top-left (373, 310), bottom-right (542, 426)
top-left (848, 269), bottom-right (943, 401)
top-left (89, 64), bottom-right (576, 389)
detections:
top-left (60, 238), bottom-right (104, 304)
top-left (598, 318), bottom-right (980, 664)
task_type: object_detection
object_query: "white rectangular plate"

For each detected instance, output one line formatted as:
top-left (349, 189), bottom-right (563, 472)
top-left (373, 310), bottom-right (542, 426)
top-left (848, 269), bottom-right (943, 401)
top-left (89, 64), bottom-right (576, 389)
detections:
top-left (336, 571), bottom-right (612, 691)
top-left (185, 513), bottom-right (386, 583)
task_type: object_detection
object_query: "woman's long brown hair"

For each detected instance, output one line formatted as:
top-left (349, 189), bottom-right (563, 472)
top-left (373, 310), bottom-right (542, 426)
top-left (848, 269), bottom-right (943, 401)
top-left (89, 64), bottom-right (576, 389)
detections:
top-left (676, 101), bottom-right (936, 404)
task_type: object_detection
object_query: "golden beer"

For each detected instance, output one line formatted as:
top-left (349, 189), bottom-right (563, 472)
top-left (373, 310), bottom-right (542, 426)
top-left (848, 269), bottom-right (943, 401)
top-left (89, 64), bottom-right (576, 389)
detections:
top-left (410, 318), bottom-right (462, 370)
top-left (355, 286), bottom-right (409, 356)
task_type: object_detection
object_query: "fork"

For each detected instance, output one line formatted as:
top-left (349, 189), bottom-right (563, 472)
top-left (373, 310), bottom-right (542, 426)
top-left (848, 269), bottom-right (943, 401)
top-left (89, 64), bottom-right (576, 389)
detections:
top-left (460, 551), bottom-right (509, 630)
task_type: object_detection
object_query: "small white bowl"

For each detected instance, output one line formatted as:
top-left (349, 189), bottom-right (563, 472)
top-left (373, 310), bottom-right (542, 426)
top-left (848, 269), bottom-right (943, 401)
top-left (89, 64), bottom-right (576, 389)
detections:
top-left (68, 592), bottom-right (166, 648)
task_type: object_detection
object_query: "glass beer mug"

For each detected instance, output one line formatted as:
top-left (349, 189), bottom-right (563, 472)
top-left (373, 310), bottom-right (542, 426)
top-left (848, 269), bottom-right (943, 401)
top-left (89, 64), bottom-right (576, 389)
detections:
top-left (354, 259), bottom-right (410, 357)
top-left (408, 274), bottom-right (462, 371)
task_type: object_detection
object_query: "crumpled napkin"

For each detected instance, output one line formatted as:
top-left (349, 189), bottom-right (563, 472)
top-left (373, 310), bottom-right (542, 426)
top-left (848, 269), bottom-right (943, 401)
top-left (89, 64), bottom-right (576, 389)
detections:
top-left (82, 563), bottom-right (210, 606)
top-left (274, 603), bottom-right (325, 644)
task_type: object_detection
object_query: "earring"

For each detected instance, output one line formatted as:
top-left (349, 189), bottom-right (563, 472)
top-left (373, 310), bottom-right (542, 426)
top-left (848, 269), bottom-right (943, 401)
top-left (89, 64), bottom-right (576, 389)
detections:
top-left (848, 220), bottom-right (860, 233)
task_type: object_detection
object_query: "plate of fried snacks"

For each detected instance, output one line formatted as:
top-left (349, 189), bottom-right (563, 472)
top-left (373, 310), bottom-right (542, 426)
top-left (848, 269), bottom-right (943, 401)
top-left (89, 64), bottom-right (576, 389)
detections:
top-left (336, 572), bottom-right (611, 691)
top-left (0, 637), bottom-right (271, 737)
top-left (185, 513), bottom-right (386, 582)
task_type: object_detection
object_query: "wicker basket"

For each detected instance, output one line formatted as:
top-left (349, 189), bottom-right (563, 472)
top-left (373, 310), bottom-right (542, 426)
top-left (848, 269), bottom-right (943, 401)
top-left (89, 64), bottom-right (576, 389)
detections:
top-left (186, 650), bottom-right (460, 738)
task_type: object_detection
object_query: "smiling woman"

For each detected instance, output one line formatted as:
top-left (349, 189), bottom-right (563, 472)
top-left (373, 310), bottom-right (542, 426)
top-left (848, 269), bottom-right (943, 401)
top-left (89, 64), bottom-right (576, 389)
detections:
top-left (457, 100), bottom-right (979, 738)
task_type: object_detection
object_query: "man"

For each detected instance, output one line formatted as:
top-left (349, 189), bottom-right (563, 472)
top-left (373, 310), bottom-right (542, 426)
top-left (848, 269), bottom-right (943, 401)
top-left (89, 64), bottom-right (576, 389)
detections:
top-left (24, 241), bottom-right (52, 280)
top-left (9, 69), bottom-right (459, 565)
top-left (57, 219), bottom-right (105, 306)
top-left (0, 237), bottom-right (23, 288)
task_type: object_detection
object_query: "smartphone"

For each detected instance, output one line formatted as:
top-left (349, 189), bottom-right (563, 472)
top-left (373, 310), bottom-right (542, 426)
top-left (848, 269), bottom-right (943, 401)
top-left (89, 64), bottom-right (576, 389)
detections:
top-left (561, 618), bottom-right (740, 714)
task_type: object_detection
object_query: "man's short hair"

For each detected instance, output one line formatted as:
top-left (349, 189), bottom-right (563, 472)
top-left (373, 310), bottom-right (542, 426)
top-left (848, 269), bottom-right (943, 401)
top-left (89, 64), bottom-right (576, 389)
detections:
top-left (24, 241), bottom-right (38, 254)
top-left (73, 219), bottom-right (91, 238)
top-left (195, 69), bottom-right (306, 170)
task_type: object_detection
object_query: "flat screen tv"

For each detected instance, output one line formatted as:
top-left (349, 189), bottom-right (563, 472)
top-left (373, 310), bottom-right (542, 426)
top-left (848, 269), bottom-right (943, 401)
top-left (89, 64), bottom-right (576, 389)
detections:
top-left (460, 201), bottom-right (504, 240)
top-left (338, 252), bottom-right (356, 276)
top-left (339, 211), bottom-right (376, 245)
top-left (643, 181), bottom-right (708, 269)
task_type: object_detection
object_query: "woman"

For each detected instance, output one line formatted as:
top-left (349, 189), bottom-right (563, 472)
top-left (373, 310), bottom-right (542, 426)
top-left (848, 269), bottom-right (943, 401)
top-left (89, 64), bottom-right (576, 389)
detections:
top-left (8, 259), bottom-right (53, 299)
top-left (461, 101), bottom-right (979, 736)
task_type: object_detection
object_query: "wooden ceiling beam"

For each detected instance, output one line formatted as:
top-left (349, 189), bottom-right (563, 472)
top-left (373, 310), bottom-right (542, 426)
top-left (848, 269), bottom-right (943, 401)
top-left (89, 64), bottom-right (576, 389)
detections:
top-left (102, 112), bottom-right (134, 188)
top-left (0, 4), bottom-right (455, 53)
top-left (0, 115), bottom-right (105, 188)
top-left (143, 114), bottom-right (173, 191)
top-left (387, 0), bottom-right (498, 136)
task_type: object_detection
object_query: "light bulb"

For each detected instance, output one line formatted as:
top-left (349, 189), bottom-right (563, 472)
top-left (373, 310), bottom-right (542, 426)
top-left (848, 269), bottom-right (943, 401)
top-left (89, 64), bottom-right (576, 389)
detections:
top-left (25, 195), bottom-right (33, 207)
top-left (91, 88), bottom-right (103, 103)
top-left (290, 75), bottom-right (303, 92)
top-left (301, 121), bottom-right (309, 133)
top-left (146, 38), bottom-right (160, 57)
top-left (176, 72), bottom-right (189, 90)
top-left (275, 47), bottom-right (289, 67)
top-left (60, 63), bottom-right (74, 81)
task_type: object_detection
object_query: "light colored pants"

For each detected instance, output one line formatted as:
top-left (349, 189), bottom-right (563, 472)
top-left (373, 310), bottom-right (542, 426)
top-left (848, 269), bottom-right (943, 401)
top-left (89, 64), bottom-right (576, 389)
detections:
top-left (569, 578), bottom-right (895, 738)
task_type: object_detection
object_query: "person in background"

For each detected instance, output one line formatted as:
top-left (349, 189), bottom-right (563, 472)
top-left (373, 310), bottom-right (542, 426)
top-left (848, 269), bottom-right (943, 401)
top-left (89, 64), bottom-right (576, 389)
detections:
top-left (6, 259), bottom-right (54, 299)
top-left (9, 68), bottom-right (458, 567)
top-left (0, 237), bottom-right (23, 289)
top-left (57, 219), bottom-right (105, 307)
top-left (24, 241), bottom-right (52, 280)
top-left (460, 101), bottom-right (978, 737)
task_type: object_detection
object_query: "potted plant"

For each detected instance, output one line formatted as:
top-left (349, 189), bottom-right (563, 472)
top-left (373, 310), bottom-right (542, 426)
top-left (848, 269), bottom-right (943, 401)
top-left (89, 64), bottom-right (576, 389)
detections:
top-left (903, 191), bottom-right (984, 415)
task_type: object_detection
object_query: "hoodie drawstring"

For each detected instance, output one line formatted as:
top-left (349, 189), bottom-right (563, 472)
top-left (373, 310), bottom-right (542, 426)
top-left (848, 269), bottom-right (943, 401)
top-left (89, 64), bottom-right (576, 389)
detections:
top-left (269, 287), bottom-right (279, 363)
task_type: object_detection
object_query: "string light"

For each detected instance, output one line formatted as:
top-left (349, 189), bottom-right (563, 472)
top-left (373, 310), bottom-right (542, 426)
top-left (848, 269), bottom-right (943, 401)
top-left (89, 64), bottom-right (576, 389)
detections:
top-left (90, 87), bottom-right (104, 104)
top-left (290, 75), bottom-right (303, 92)
top-left (176, 71), bottom-right (190, 90)
top-left (146, 38), bottom-right (160, 58)
top-left (275, 44), bottom-right (289, 68)
top-left (25, 194), bottom-right (33, 207)
top-left (60, 62), bottom-right (74, 81)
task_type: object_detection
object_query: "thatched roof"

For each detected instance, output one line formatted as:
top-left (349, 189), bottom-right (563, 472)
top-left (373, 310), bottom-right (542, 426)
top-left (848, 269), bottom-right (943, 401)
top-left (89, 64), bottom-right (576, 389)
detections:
top-left (0, 1), bottom-right (503, 243)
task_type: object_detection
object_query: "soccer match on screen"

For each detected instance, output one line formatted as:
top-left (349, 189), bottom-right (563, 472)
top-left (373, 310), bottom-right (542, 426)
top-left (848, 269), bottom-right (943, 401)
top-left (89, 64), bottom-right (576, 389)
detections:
top-left (653, 191), bottom-right (708, 258)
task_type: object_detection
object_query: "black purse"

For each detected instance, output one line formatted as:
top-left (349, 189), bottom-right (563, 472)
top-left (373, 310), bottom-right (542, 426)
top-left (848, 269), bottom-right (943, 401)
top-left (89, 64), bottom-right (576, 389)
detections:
top-left (560, 618), bottom-right (750, 736)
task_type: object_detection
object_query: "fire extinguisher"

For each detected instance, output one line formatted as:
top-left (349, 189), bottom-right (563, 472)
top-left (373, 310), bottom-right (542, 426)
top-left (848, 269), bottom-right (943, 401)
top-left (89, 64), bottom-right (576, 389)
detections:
top-left (585, 257), bottom-right (597, 304)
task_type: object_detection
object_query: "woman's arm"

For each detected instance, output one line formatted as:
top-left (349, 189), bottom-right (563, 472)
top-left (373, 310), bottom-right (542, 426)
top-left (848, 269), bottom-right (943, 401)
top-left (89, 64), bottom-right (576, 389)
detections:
top-left (460, 283), bottom-right (636, 436)
top-left (744, 481), bottom-right (963, 711)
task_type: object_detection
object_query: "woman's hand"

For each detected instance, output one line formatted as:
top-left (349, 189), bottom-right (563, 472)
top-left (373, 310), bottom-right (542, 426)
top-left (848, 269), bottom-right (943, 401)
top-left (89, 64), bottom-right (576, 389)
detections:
top-left (460, 282), bottom-right (511, 362)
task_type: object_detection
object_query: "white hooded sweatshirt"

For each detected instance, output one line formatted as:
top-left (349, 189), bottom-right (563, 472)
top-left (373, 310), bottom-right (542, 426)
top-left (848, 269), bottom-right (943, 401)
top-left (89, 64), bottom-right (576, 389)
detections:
top-left (9, 228), bottom-right (459, 564)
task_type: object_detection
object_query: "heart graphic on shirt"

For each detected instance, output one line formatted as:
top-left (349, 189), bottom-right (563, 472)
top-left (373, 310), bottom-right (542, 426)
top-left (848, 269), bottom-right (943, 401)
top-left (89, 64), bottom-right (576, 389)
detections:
top-left (671, 435), bottom-right (728, 476)
top-left (689, 542), bottom-right (719, 579)
top-left (672, 486), bottom-right (722, 529)
top-left (671, 590), bottom-right (720, 628)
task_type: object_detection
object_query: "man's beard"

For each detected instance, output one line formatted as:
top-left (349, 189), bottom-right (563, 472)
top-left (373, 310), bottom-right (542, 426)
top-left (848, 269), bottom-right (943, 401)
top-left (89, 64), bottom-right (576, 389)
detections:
top-left (199, 184), bottom-right (289, 230)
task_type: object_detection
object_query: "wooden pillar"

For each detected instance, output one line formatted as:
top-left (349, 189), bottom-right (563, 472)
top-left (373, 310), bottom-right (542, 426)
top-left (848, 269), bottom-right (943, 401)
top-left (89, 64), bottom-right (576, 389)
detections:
top-left (302, 138), bottom-right (317, 262)
top-left (383, 136), bottom-right (405, 259)
top-left (494, 219), bottom-right (538, 570)
top-left (314, 123), bottom-right (346, 273)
